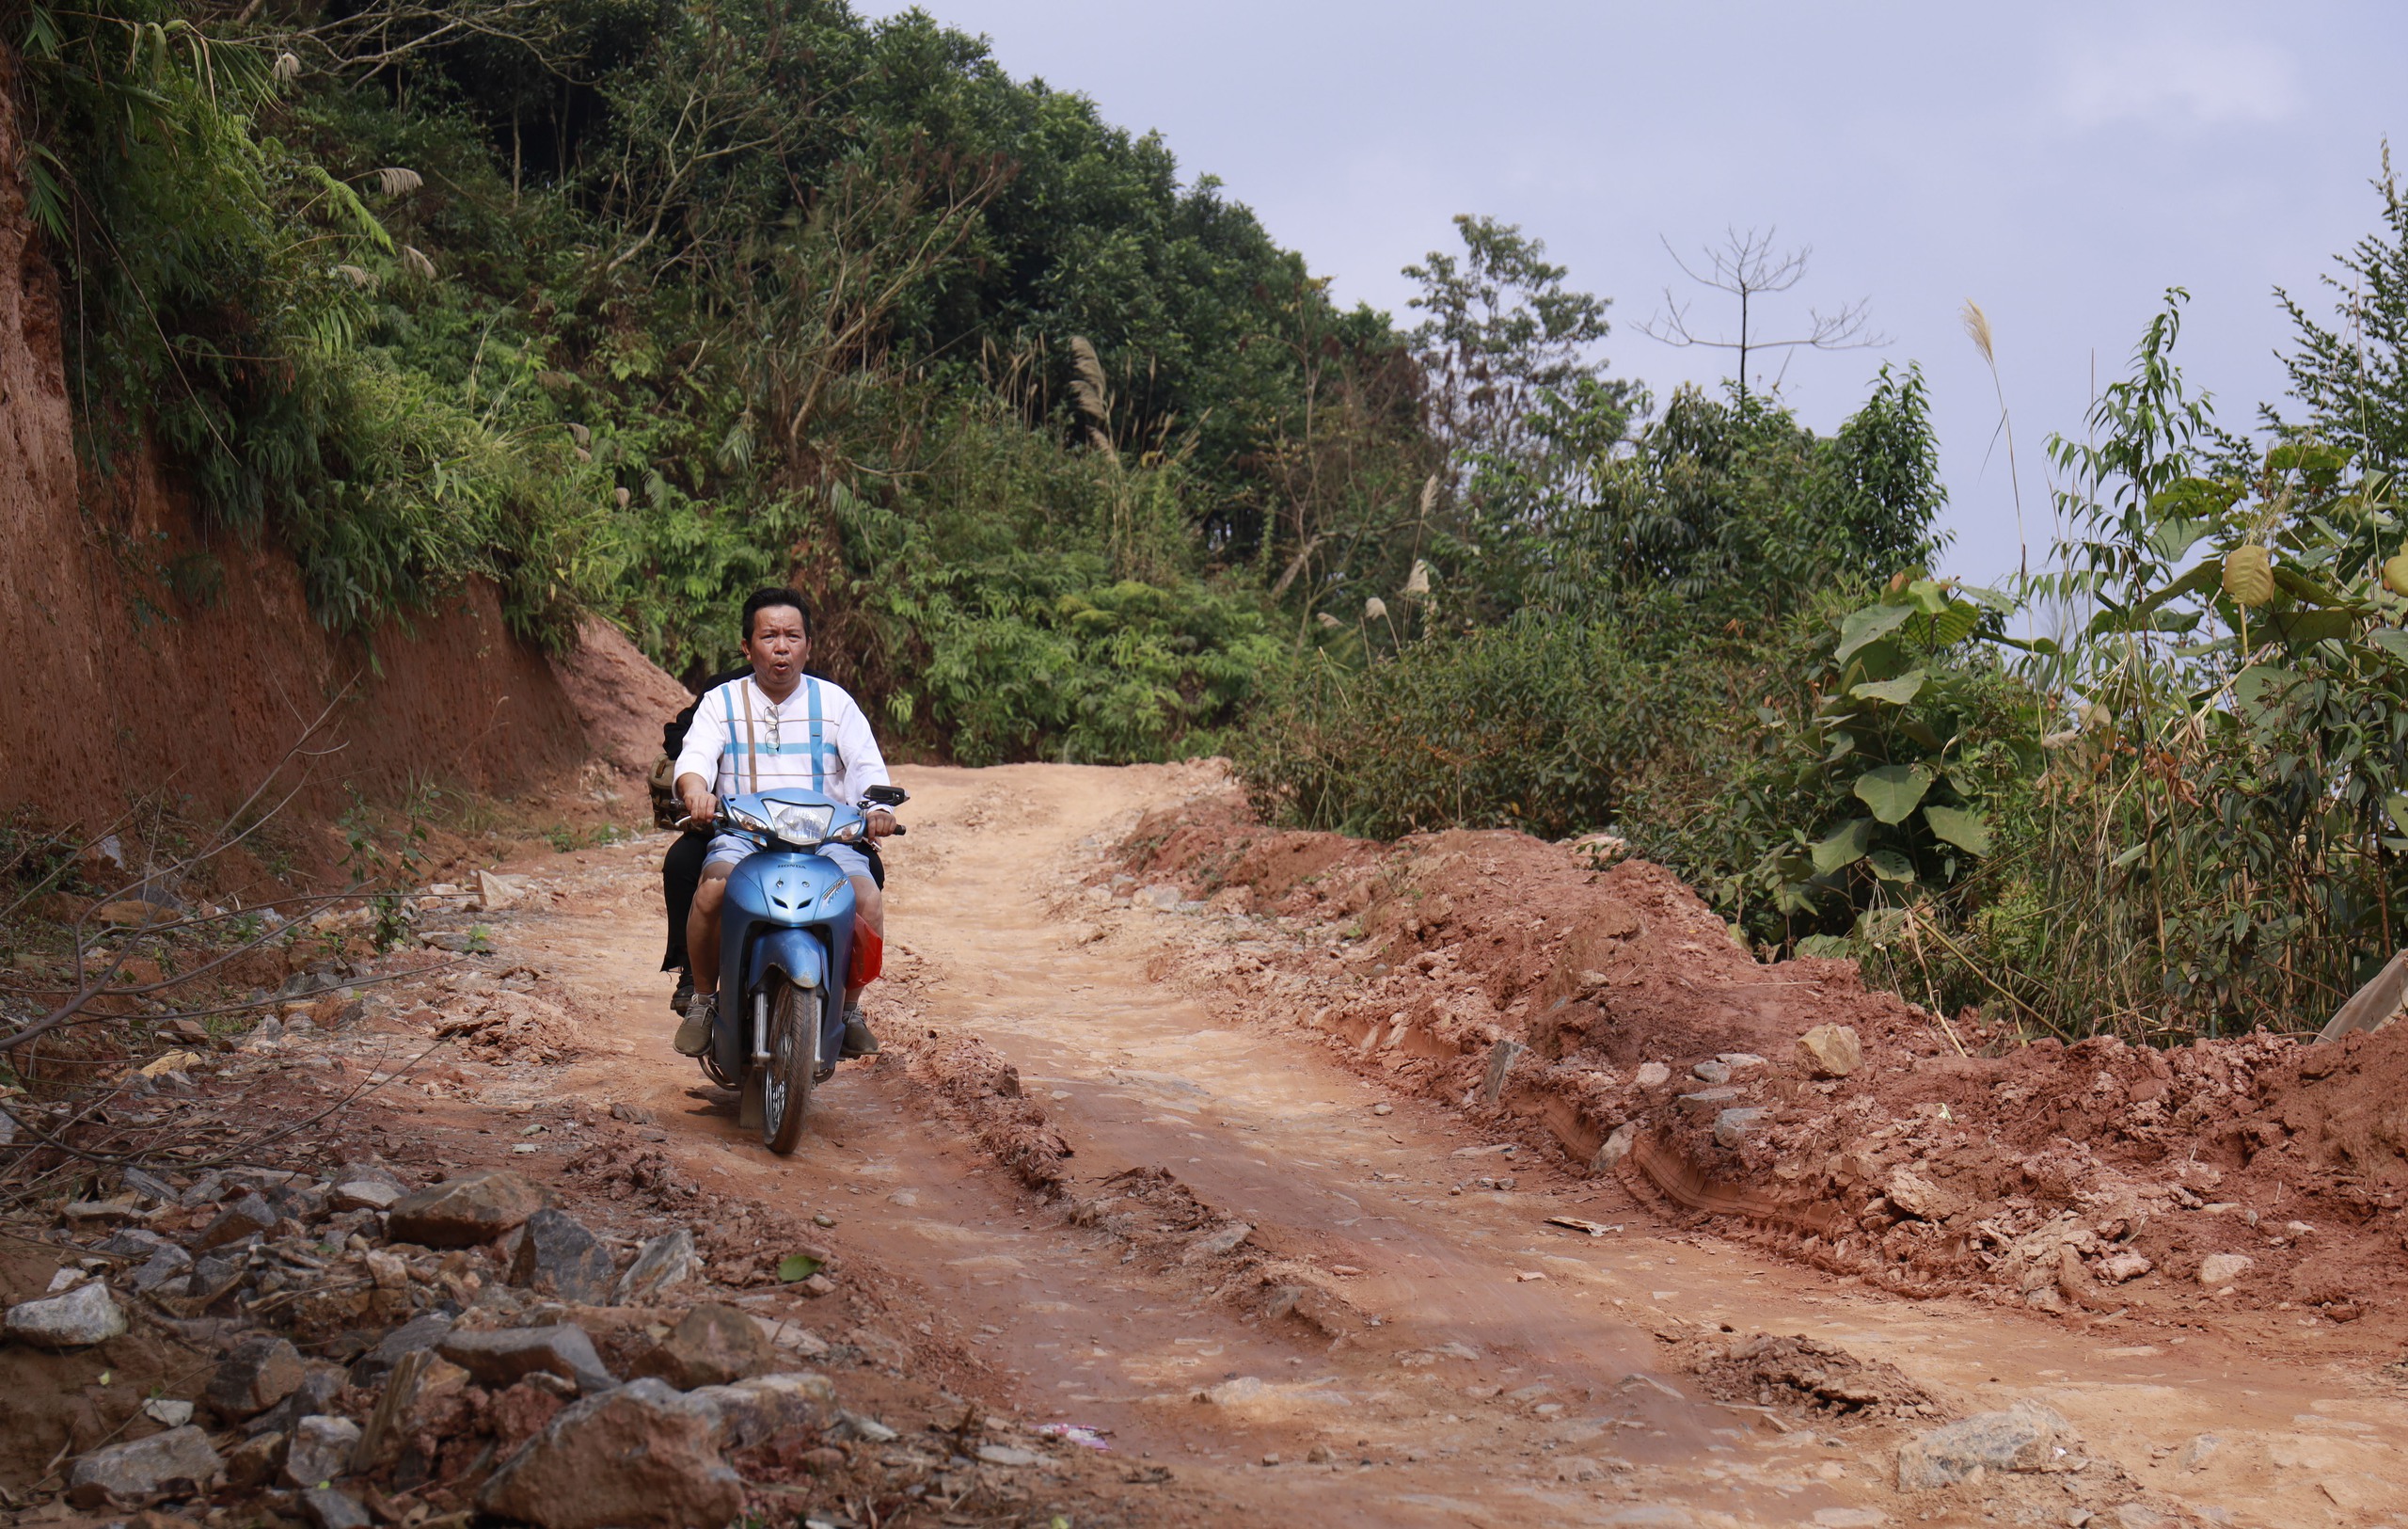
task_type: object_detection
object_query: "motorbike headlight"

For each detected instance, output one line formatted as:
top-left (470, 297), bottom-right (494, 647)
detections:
top-left (830, 819), bottom-right (863, 844)
top-left (764, 801), bottom-right (835, 846)
top-left (727, 804), bottom-right (772, 836)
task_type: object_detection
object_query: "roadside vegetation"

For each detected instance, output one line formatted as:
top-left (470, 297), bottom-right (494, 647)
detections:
top-left (25, 2), bottom-right (2408, 1039)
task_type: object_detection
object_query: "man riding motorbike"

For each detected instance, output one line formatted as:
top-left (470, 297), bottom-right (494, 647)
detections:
top-left (669, 587), bottom-right (897, 1060)
top-left (656, 666), bottom-right (883, 1016)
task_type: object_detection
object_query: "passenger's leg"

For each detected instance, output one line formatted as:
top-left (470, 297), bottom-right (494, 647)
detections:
top-left (842, 873), bottom-right (882, 1011)
top-left (840, 873), bottom-right (883, 1057)
top-left (661, 831), bottom-right (709, 972)
top-left (689, 864), bottom-right (734, 997)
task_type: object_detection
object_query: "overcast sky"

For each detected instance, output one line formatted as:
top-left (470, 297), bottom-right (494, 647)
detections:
top-left (860, 0), bottom-right (2403, 584)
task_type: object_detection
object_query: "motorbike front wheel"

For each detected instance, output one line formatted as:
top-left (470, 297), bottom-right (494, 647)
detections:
top-left (759, 976), bottom-right (820, 1155)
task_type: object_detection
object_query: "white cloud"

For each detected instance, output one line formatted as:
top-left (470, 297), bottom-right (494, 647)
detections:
top-left (2056, 33), bottom-right (2302, 130)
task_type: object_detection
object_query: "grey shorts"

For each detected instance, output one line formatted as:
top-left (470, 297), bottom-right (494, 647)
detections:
top-left (703, 833), bottom-right (873, 883)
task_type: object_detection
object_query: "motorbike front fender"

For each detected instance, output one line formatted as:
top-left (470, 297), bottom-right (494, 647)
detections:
top-left (747, 927), bottom-right (829, 995)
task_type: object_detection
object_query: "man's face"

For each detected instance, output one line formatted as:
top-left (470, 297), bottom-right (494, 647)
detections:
top-left (742, 604), bottom-right (810, 686)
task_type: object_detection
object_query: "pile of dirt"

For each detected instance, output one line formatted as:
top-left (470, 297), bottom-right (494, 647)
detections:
top-left (1104, 784), bottom-right (2408, 1322)
top-left (1668, 1327), bottom-right (1941, 1424)
top-left (890, 1033), bottom-right (1366, 1344)
top-left (888, 1031), bottom-right (1075, 1196)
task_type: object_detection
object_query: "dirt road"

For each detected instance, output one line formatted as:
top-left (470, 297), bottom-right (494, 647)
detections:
top-left (515, 764), bottom-right (2406, 1528)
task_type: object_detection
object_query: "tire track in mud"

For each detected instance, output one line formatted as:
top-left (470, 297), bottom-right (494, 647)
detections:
top-left (520, 762), bottom-right (2408, 1529)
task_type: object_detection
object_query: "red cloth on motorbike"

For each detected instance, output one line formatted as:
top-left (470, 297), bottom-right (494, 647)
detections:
top-left (848, 915), bottom-right (882, 987)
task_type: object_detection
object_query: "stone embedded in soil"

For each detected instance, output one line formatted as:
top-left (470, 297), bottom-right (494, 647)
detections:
top-left (193, 1192), bottom-right (278, 1250)
top-left (328, 1162), bottom-right (406, 1213)
top-left (6, 1279), bottom-right (127, 1348)
top-left (302, 1486), bottom-right (372, 1529)
top-left (479, 1377), bottom-right (742, 1529)
top-left (282, 1414), bottom-right (361, 1488)
top-left (1635, 1061), bottom-right (1671, 1088)
top-left (978, 1443), bottom-right (1045, 1467)
top-left (1795, 1024), bottom-right (1863, 1078)
top-left (1885, 1168), bottom-right (1967, 1222)
top-left (96, 1226), bottom-right (176, 1258)
top-left (632, 1304), bottom-right (774, 1390)
top-left (685, 1371), bottom-right (836, 1447)
top-left (2179, 1433), bottom-right (2222, 1470)
top-left (439, 1323), bottom-right (618, 1394)
top-left (479, 869), bottom-right (527, 910)
top-left (1674, 1087), bottom-right (1739, 1114)
top-left (253, 1366), bottom-right (346, 1440)
top-left (386, 1171), bottom-right (544, 1249)
top-left (1895, 1402), bottom-right (2076, 1490)
top-left (1692, 1059), bottom-right (1733, 1084)
top-left (210, 1334), bottom-right (308, 1420)
top-left (1182, 1221), bottom-right (1254, 1263)
top-left (353, 1312), bottom-right (456, 1384)
top-left (2099, 1251), bottom-right (2153, 1283)
top-left (130, 1245), bottom-right (195, 1294)
top-left (614, 1228), bottom-right (699, 1305)
top-left (1714, 1107), bottom-right (1768, 1147)
top-left (187, 1248), bottom-right (250, 1306)
top-left (510, 1206), bottom-right (616, 1304)
top-left (1592, 1122), bottom-right (1639, 1172)
top-left (67, 1425), bottom-right (224, 1508)
top-left (2197, 1253), bottom-right (2254, 1286)
top-left (224, 1430), bottom-right (287, 1489)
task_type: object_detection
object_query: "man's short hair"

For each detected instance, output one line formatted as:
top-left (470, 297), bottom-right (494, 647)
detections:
top-left (741, 587), bottom-right (812, 642)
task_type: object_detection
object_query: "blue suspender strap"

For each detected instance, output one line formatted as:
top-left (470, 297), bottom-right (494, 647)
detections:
top-left (806, 677), bottom-right (826, 792)
top-left (720, 685), bottom-right (739, 798)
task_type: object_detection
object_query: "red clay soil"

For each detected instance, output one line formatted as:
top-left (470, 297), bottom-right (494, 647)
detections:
top-left (1108, 788), bottom-right (2408, 1328)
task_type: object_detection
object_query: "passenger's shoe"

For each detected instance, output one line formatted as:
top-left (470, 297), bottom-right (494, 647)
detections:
top-left (669, 969), bottom-right (693, 1018)
top-left (674, 992), bottom-right (716, 1057)
top-left (840, 1004), bottom-right (879, 1059)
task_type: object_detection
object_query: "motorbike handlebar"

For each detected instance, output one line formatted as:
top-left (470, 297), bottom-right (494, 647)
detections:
top-left (673, 806), bottom-right (905, 839)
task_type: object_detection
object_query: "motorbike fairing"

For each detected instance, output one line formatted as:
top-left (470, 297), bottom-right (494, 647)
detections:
top-left (711, 804), bottom-right (861, 1082)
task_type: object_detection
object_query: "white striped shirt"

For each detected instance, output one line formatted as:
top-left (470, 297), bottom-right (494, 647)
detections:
top-left (673, 675), bottom-right (892, 808)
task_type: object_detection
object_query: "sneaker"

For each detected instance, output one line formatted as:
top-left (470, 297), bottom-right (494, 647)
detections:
top-left (674, 992), bottom-right (716, 1057)
top-left (840, 1004), bottom-right (879, 1059)
top-left (669, 969), bottom-right (693, 1018)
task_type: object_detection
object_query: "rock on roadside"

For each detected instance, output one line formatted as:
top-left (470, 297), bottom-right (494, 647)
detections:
top-left (2197, 1253), bottom-right (2254, 1286)
top-left (282, 1414), bottom-right (361, 1489)
top-left (631, 1304), bottom-right (773, 1390)
top-left (387, 1171), bottom-right (544, 1249)
top-left (509, 1207), bottom-right (616, 1305)
top-left (613, 1229), bottom-right (698, 1305)
top-left (1795, 1024), bottom-right (1863, 1078)
top-left (6, 1280), bottom-right (127, 1349)
top-left (684, 1372), bottom-right (835, 1448)
top-left (209, 1334), bottom-right (308, 1420)
top-left (438, 1324), bottom-right (617, 1395)
top-left (69, 1426), bottom-right (224, 1508)
top-left (1896, 1402), bottom-right (2076, 1490)
top-left (479, 1378), bottom-right (742, 1529)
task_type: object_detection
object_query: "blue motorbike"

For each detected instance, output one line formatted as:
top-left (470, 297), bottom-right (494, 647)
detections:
top-left (688, 783), bottom-right (906, 1154)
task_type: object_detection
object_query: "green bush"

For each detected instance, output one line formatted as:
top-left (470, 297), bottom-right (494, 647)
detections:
top-left (1232, 616), bottom-right (1707, 839)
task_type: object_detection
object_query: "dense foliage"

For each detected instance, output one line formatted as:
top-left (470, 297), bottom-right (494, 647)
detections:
top-left (39, 4), bottom-right (2408, 1040)
top-left (20, 0), bottom-right (1392, 759)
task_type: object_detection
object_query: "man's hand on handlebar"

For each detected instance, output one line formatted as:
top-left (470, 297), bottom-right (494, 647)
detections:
top-left (679, 782), bottom-right (720, 831)
top-left (864, 807), bottom-right (898, 839)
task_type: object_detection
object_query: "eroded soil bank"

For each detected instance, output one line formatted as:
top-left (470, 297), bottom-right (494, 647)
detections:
top-left (7, 761), bottom-right (2405, 1528)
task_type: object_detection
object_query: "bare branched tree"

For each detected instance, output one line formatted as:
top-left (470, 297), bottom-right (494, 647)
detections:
top-left (1638, 227), bottom-right (1886, 399)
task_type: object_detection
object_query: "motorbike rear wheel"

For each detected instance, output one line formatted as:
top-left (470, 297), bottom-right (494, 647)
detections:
top-left (759, 976), bottom-right (819, 1155)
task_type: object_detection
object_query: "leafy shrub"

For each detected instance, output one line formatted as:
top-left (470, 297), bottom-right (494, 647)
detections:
top-left (1233, 616), bottom-right (1706, 839)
